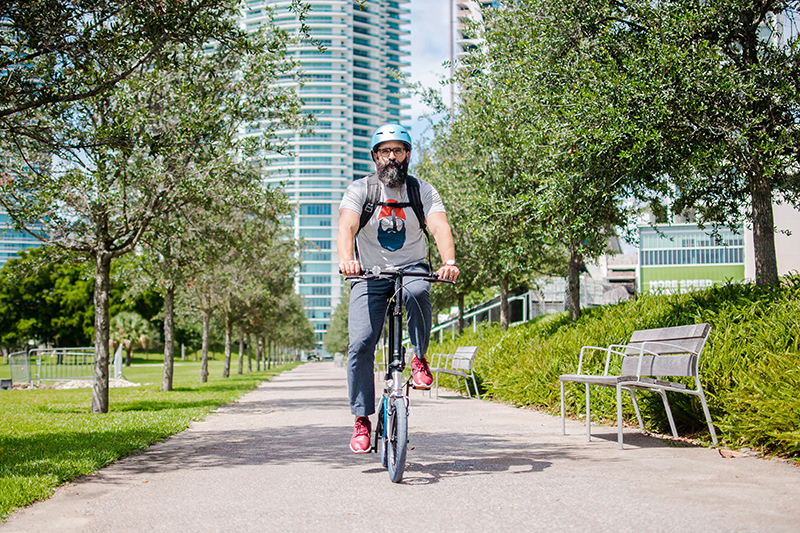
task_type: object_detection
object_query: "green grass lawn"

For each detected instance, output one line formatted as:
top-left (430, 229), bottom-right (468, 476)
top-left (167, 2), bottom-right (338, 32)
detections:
top-left (0, 356), bottom-right (298, 520)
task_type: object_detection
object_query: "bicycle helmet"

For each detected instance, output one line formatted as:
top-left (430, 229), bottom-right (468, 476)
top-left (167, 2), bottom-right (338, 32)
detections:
top-left (370, 123), bottom-right (412, 152)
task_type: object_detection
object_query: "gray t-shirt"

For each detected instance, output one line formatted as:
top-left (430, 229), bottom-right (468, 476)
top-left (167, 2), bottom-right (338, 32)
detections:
top-left (339, 175), bottom-right (446, 270)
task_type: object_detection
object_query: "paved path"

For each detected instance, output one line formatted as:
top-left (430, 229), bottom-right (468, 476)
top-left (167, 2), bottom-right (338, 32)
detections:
top-left (4, 362), bottom-right (799, 532)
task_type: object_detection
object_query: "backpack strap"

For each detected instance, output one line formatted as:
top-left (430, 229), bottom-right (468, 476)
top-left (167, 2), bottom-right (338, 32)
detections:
top-left (358, 173), bottom-right (381, 233)
top-left (405, 176), bottom-right (428, 235)
top-left (354, 174), bottom-right (431, 265)
top-left (405, 175), bottom-right (433, 268)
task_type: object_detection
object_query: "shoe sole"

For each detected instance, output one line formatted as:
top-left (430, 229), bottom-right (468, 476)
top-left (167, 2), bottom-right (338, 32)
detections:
top-left (350, 443), bottom-right (371, 453)
top-left (412, 381), bottom-right (432, 390)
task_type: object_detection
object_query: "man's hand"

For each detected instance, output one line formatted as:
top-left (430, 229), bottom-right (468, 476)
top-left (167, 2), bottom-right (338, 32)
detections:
top-left (339, 260), bottom-right (362, 276)
top-left (436, 264), bottom-right (459, 282)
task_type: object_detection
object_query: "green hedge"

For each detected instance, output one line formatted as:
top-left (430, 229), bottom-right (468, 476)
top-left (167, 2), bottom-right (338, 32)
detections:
top-left (429, 276), bottom-right (800, 459)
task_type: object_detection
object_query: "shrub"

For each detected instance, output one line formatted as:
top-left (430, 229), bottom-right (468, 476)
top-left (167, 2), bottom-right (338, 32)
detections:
top-left (429, 276), bottom-right (800, 459)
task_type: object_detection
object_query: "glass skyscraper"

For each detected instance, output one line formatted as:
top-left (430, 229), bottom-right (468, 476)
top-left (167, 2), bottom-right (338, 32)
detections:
top-left (0, 210), bottom-right (42, 268)
top-left (243, 1), bottom-right (411, 349)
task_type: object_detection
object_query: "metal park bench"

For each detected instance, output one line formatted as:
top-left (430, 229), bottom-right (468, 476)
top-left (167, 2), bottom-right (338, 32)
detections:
top-left (430, 346), bottom-right (480, 399)
top-left (559, 323), bottom-right (718, 449)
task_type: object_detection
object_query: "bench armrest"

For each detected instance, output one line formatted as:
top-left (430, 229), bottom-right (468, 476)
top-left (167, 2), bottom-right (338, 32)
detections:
top-left (577, 345), bottom-right (629, 375)
top-left (430, 352), bottom-right (452, 370)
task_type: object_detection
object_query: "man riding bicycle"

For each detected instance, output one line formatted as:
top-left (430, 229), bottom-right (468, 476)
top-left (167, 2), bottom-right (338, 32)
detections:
top-left (337, 123), bottom-right (459, 453)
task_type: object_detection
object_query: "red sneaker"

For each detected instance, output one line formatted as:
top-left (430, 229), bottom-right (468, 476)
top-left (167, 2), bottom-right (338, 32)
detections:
top-left (411, 355), bottom-right (433, 390)
top-left (350, 416), bottom-right (371, 453)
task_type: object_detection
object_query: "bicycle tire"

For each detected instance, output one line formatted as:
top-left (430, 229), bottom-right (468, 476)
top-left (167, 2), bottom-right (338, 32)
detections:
top-left (386, 397), bottom-right (408, 483)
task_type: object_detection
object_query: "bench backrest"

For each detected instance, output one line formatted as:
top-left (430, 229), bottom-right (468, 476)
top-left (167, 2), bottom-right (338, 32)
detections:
top-left (451, 346), bottom-right (478, 371)
top-left (620, 323), bottom-right (711, 377)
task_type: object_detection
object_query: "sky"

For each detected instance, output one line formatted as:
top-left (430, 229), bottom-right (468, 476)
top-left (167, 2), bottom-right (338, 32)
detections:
top-left (406, 0), bottom-right (453, 152)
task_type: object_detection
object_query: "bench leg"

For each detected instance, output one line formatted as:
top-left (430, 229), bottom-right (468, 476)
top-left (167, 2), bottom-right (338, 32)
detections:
top-left (434, 372), bottom-right (440, 400)
top-left (471, 373), bottom-right (480, 400)
top-left (696, 385), bottom-right (718, 446)
top-left (658, 390), bottom-right (679, 439)
top-left (628, 389), bottom-right (644, 429)
top-left (560, 381), bottom-right (566, 436)
top-left (586, 383), bottom-right (592, 442)
top-left (616, 384), bottom-right (624, 449)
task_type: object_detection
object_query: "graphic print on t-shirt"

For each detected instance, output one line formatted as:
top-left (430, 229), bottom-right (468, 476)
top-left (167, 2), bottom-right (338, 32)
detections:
top-left (377, 200), bottom-right (406, 251)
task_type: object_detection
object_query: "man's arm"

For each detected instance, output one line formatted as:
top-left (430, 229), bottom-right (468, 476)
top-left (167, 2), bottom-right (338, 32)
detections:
top-left (337, 208), bottom-right (362, 276)
top-left (426, 211), bottom-right (459, 281)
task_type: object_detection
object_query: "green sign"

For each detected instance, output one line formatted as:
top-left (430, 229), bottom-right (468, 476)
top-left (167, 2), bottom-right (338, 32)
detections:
top-left (641, 265), bottom-right (744, 294)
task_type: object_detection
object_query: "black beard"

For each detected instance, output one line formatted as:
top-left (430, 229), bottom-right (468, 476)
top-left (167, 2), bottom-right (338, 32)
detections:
top-left (377, 159), bottom-right (408, 188)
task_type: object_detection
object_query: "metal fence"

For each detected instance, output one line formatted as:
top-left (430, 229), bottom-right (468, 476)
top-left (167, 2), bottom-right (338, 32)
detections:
top-left (8, 350), bottom-right (32, 384)
top-left (7, 347), bottom-right (95, 385)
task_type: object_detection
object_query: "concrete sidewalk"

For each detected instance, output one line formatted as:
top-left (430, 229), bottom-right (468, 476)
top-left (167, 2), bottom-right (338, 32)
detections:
top-left (4, 362), bottom-right (799, 532)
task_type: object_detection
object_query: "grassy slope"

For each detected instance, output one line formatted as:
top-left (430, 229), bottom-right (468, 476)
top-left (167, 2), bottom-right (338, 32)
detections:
top-left (430, 277), bottom-right (800, 460)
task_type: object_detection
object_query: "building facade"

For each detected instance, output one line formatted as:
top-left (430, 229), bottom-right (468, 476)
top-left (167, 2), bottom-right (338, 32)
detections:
top-left (638, 223), bottom-right (746, 295)
top-left (0, 210), bottom-right (42, 268)
top-left (244, 1), bottom-right (410, 348)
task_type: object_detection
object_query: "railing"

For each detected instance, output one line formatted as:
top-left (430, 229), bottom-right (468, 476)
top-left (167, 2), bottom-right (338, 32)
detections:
top-left (8, 350), bottom-right (31, 385)
top-left (428, 276), bottom-right (632, 343)
top-left (6, 345), bottom-right (125, 386)
top-left (30, 347), bottom-right (94, 382)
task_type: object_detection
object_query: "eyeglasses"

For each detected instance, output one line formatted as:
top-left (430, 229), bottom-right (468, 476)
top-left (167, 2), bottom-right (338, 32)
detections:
top-left (376, 147), bottom-right (407, 158)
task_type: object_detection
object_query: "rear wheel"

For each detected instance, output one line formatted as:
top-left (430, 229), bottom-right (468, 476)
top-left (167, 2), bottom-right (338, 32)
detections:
top-left (386, 398), bottom-right (408, 483)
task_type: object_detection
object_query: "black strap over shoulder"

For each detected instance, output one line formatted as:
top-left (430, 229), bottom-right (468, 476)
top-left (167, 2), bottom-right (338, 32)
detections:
top-left (354, 174), bottom-right (431, 264)
top-left (357, 173), bottom-right (426, 232)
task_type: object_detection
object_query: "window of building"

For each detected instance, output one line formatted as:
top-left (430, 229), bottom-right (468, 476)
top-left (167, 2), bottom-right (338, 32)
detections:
top-left (300, 204), bottom-right (331, 216)
top-left (299, 217), bottom-right (332, 228)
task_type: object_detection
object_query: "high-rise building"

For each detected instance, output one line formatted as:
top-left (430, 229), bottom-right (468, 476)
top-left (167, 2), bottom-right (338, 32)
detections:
top-left (243, 1), bottom-right (411, 349)
top-left (455, 0), bottom-right (498, 60)
top-left (0, 209), bottom-right (42, 268)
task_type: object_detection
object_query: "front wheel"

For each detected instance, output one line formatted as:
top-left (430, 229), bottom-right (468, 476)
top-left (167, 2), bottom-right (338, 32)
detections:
top-left (377, 398), bottom-right (387, 467)
top-left (386, 398), bottom-right (408, 483)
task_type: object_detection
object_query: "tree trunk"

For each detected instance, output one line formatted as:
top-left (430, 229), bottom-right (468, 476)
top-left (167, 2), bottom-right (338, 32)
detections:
top-left (223, 309), bottom-right (232, 378)
top-left (237, 328), bottom-right (244, 375)
top-left (499, 276), bottom-right (510, 330)
top-left (749, 170), bottom-right (779, 286)
top-left (92, 251), bottom-right (112, 414)
top-left (124, 345), bottom-right (132, 367)
top-left (260, 336), bottom-right (267, 371)
top-left (200, 308), bottom-right (212, 383)
top-left (162, 281), bottom-right (175, 391)
top-left (568, 240), bottom-right (582, 323)
top-left (246, 333), bottom-right (253, 373)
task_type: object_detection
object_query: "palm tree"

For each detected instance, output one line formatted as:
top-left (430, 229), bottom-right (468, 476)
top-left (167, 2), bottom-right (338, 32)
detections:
top-left (110, 312), bottom-right (154, 366)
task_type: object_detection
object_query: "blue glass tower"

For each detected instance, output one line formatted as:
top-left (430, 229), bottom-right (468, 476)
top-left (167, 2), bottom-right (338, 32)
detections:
top-left (244, 1), bottom-right (411, 349)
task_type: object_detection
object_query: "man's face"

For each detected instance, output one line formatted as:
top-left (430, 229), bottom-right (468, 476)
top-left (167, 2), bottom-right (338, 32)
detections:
top-left (375, 140), bottom-right (410, 188)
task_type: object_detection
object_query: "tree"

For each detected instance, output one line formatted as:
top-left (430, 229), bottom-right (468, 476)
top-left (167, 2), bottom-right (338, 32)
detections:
top-left (110, 311), bottom-right (154, 366)
top-left (0, 248), bottom-right (93, 350)
top-left (477, 0), bottom-right (659, 321)
top-left (419, 104), bottom-right (563, 329)
top-left (0, 11), bottom-right (306, 412)
top-left (487, 0), bottom-right (800, 290)
top-left (323, 284), bottom-right (349, 355)
top-left (629, 0), bottom-right (800, 286)
top-left (0, 1), bottom-right (244, 144)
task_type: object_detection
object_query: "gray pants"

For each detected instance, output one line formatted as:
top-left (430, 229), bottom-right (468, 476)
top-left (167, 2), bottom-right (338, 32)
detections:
top-left (347, 265), bottom-right (431, 417)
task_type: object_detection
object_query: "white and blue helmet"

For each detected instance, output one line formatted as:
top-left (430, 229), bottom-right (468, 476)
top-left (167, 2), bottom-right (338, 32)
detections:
top-left (370, 123), bottom-right (412, 152)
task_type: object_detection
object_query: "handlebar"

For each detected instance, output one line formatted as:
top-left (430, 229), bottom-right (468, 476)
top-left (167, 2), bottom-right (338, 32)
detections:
top-left (343, 266), bottom-right (455, 284)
